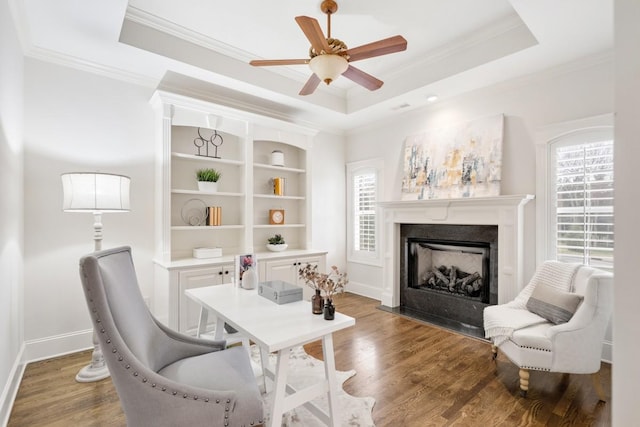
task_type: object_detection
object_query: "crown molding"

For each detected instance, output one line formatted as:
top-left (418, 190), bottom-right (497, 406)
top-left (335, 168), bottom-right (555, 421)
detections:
top-left (24, 45), bottom-right (158, 88)
top-left (123, 5), bottom-right (314, 87)
top-left (383, 12), bottom-right (535, 83)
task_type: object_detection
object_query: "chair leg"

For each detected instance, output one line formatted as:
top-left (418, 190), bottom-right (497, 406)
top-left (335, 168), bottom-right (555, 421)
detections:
top-left (519, 368), bottom-right (530, 397)
top-left (491, 345), bottom-right (498, 361)
top-left (591, 371), bottom-right (607, 402)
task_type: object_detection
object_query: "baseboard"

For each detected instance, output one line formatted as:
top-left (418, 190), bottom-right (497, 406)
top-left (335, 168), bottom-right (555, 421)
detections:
top-left (0, 343), bottom-right (25, 427)
top-left (602, 340), bottom-right (612, 364)
top-left (346, 281), bottom-right (382, 301)
top-left (23, 329), bottom-right (92, 363)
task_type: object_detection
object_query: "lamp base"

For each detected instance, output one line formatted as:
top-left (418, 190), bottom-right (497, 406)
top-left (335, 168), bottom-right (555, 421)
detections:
top-left (75, 362), bottom-right (110, 383)
top-left (75, 328), bottom-right (110, 382)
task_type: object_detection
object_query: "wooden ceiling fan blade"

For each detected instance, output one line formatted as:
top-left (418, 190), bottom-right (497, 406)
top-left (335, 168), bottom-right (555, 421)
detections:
top-left (346, 35), bottom-right (407, 62)
top-left (299, 74), bottom-right (321, 96)
top-left (250, 59), bottom-right (309, 66)
top-left (295, 16), bottom-right (331, 54)
top-left (342, 65), bottom-right (384, 91)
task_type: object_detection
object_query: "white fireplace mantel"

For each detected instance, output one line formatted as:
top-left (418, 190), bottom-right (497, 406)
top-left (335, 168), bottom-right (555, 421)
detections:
top-left (379, 194), bottom-right (534, 308)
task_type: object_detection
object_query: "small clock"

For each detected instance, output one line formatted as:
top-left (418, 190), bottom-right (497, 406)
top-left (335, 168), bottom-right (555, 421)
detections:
top-left (269, 209), bottom-right (285, 225)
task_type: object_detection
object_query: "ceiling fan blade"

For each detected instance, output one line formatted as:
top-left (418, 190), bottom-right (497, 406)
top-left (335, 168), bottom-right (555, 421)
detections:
top-left (346, 35), bottom-right (407, 62)
top-left (250, 59), bottom-right (309, 66)
top-left (295, 16), bottom-right (331, 54)
top-left (299, 74), bottom-right (321, 96)
top-left (342, 65), bottom-right (384, 91)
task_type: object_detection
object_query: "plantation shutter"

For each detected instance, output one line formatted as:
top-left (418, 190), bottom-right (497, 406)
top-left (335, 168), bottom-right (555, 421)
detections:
top-left (354, 172), bottom-right (376, 252)
top-left (554, 140), bottom-right (614, 269)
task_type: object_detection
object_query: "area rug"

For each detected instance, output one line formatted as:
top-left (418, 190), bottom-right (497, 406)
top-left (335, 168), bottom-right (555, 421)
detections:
top-left (250, 345), bottom-right (376, 426)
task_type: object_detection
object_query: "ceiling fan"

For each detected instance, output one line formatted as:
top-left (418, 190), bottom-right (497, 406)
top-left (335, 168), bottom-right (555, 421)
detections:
top-left (249, 0), bottom-right (407, 96)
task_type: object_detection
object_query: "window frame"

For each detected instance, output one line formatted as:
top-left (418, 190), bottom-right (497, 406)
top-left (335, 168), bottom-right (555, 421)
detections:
top-left (346, 158), bottom-right (384, 266)
top-left (535, 114), bottom-right (614, 268)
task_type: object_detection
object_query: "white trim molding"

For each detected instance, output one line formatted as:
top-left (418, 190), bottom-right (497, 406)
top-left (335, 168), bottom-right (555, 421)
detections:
top-left (0, 343), bottom-right (25, 427)
top-left (379, 194), bottom-right (534, 307)
top-left (347, 158), bottom-right (385, 267)
top-left (23, 329), bottom-right (93, 364)
top-left (535, 113), bottom-right (614, 266)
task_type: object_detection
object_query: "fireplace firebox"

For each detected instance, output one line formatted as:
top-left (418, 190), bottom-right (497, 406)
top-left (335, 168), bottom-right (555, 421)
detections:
top-left (400, 224), bottom-right (498, 338)
top-left (407, 239), bottom-right (490, 303)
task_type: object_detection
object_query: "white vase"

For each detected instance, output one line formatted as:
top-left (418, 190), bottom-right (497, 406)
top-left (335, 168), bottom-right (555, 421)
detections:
top-left (198, 181), bottom-right (218, 192)
top-left (242, 266), bottom-right (258, 290)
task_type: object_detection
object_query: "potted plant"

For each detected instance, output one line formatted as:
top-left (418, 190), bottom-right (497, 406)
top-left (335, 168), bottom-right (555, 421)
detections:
top-left (196, 168), bottom-right (221, 192)
top-left (266, 234), bottom-right (288, 252)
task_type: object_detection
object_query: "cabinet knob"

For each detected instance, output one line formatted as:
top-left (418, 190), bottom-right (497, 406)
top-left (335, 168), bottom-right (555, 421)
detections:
top-left (218, 271), bottom-right (223, 275)
top-left (224, 271), bottom-right (229, 275)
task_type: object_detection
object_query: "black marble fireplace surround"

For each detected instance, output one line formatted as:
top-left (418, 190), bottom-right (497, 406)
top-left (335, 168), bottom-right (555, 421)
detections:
top-left (398, 223), bottom-right (498, 338)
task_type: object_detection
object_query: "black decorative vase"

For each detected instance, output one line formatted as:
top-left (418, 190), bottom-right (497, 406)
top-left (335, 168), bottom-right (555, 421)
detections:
top-left (323, 299), bottom-right (335, 320)
top-left (312, 289), bottom-right (323, 315)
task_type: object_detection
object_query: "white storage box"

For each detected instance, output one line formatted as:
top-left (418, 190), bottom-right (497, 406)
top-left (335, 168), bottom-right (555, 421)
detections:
top-left (192, 247), bottom-right (222, 259)
top-left (258, 281), bottom-right (303, 304)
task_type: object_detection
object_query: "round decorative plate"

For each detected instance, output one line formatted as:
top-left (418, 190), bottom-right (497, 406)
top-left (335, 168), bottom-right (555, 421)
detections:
top-left (181, 198), bottom-right (207, 226)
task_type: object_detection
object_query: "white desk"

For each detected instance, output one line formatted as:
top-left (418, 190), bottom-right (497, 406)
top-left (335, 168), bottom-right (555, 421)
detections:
top-left (185, 283), bottom-right (355, 427)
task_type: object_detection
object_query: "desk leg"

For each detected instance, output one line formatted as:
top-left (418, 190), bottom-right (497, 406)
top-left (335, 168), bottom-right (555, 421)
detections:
top-left (322, 334), bottom-right (340, 427)
top-left (196, 307), bottom-right (208, 338)
top-left (214, 315), bottom-right (225, 341)
top-left (269, 347), bottom-right (291, 427)
top-left (260, 346), bottom-right (270, 393)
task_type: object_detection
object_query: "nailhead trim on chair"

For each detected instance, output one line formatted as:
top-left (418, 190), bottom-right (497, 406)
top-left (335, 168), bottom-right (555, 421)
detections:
top-left (506, 340), bottom-right (553, 371)
top-left (520, 365), bottom-right (551, 372)
top-left (506, 341), bottom-right (552, 371)
top-left (86, 286), bottom-right (230, 406)
top-left (519, 345), bottom-right (551, 352)
top-left (82, 270), bottom-right (264, 427)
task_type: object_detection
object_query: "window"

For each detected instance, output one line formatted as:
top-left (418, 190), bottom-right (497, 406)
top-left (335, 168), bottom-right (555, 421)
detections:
top-left (347, 159), bottom-right (384, 265)
top-left (549, 135), bottom-right (614, 270)
top-left (354, 172), bottom-right (376, 252)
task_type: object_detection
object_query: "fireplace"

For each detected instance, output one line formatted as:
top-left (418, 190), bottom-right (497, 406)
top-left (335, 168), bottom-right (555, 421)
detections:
top-left (378, 195), bottom-right (534, 338)
top-left (406, 240), bottom-right (490, 302)
top-left (400, 224), bottom-right (498, 336)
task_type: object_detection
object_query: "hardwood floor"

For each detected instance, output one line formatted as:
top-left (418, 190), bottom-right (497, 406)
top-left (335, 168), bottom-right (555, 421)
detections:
top-left (9, 293), bottom-right (611, 426)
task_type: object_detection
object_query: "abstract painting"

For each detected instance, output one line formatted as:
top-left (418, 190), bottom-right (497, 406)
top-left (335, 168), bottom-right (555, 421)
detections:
top-left (401, 114), bottom-right (504, 200)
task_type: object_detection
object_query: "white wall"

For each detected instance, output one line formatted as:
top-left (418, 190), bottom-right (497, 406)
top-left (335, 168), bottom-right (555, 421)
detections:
top-left (0, 0), bottom-right (25, 423)
top-left (18, 59), bottom-right (348, 363)
top-left (310, 131), bottom-right (346, 269)
top-left (345, 56), bottom-right (613, 300)
top-left (22, 59), bottom-right (157, 361)
top-left (613, 0), bottom-right (640, 424)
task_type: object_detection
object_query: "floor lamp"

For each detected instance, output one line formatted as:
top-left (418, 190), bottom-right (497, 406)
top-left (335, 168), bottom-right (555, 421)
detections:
top-left (61, 172), bottom-right (131, 382)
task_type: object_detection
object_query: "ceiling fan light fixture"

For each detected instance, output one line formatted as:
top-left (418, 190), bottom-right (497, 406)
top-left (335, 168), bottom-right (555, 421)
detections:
top-left (309, 54), bottom-right (349, 85)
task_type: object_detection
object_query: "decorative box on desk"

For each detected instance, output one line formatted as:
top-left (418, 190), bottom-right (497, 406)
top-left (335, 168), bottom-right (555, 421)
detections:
top-left (258, 281), bottom-right (303, 304)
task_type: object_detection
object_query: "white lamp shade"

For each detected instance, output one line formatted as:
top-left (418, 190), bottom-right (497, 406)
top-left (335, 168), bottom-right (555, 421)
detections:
top-left (309, 54), bottom-right (349, 85)
top-left (61, 172), bottom-right (130, 212)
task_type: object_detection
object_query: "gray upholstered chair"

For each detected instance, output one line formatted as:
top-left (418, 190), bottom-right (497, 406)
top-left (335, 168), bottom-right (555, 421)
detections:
top-left (78, 246), bottom-right (263, 426)
top-left (484, 261), bottom-right (612, 399)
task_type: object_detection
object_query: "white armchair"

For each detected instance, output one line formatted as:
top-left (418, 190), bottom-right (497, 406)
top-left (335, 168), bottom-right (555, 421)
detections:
top-left (483, 261), bottom-right (612, 399)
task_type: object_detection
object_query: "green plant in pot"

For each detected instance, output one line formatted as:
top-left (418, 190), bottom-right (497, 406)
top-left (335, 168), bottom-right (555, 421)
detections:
top-left (266, 234), bottom-right (287, 252)
top-left (196, 168), bottom-right (221, 192)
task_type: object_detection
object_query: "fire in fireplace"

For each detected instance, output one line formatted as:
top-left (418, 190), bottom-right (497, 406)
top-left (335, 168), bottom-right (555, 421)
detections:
top-left (399, 224), bottom-right (498, 338)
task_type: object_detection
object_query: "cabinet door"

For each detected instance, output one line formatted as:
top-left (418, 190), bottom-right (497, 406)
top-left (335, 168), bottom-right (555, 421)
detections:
top-left (263, 258), bottom-right (299, 284)
top-left (178, 264), bottom-right (233, 334)
top-left (264, 255), bottom-right (325, 300)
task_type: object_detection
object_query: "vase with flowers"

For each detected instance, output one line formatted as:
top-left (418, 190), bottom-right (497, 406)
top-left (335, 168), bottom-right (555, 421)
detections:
top-left (298, 263), bottom-right (348, 320)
